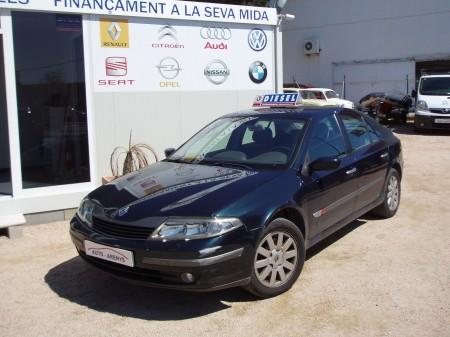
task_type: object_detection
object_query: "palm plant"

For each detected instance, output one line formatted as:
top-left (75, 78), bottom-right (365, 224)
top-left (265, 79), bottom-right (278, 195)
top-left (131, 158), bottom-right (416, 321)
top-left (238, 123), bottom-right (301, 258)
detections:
top-left (110, 131), bottom-right (158, 177)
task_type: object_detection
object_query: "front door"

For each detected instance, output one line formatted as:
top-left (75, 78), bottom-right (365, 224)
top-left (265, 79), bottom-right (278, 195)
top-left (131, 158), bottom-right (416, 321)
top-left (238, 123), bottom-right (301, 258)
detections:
top-left (301, 114), bottom-right (358, 239)
top-left (11, 11), bottom-right (90, 189)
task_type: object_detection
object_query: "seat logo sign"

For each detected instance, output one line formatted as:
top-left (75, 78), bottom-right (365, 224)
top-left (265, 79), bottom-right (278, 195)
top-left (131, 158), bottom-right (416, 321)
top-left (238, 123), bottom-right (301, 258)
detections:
top-left (248, 28), bottom-right (267, 52)
top-left (204, 60), bottom-right (230, 85)
top-left (98, 56), bottom-right (135, 86)
top-left (100, 18), bottom-right (129, 48)
top-left (200, 27), bottom-right (232, 40)
top-left (249, 61), bottom-right (267, 84)
top-left (105, 57), bottom-right (127, 76)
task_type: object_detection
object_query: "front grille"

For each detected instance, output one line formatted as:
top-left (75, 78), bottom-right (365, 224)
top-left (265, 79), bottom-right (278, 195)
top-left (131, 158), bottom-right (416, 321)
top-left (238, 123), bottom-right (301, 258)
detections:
top-left (92, 217), bottom-right (154, 240)
top-left (430, 108), bottom-right (450, 114)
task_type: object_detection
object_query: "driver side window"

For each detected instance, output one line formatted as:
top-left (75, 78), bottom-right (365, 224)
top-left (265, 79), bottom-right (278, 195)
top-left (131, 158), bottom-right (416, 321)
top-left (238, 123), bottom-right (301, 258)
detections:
top-left (306, 115), bottom-right (347, 164)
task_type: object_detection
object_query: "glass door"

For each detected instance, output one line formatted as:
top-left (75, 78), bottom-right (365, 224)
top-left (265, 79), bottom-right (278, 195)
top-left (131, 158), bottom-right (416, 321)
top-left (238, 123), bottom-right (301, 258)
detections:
top-left (11, 11), bottom-right (91, 189)
top-left (0, 31), bottom-right (12, 195)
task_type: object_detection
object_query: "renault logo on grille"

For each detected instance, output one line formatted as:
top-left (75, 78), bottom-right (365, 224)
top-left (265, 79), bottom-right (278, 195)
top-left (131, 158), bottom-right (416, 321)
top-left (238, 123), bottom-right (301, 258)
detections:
top-left (248, 28), bottom-right (267, 52)
top-left (107, 22), bottom-right (122, 41)
top-left (200, 27), bottom-right (232, 40)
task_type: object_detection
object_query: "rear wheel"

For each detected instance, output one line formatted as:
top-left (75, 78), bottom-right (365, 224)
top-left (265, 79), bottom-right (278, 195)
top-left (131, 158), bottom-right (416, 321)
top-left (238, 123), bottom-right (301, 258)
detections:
top-left (372, 169), bottom-right (401, 218)
top-left (245, 218), bottom-right (305, 298)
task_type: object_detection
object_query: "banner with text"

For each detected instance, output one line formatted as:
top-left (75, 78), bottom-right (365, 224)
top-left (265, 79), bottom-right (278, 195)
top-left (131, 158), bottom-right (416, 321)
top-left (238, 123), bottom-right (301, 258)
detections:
top-left (0, 0), bottom-right (278, 25)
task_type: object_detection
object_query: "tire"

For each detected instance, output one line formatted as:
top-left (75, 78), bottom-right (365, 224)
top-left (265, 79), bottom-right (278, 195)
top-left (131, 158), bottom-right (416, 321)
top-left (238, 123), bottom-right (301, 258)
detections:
top-left (244, 218), bottom-right (305, 298)
top-left (372, 169), bottom-right (401, 218)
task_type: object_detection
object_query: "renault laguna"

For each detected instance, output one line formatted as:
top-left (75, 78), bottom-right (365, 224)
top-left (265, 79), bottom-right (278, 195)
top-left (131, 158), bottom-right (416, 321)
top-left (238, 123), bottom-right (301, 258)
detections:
top-left (70, 93), bottom-right (403, 298)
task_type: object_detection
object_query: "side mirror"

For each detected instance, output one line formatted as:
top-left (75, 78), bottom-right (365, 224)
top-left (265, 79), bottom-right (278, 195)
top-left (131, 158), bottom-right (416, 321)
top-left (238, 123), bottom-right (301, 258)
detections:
top-left (309, 157), bottom-right (340, 172)
top-left (164, 148), bottom-right (176, 158)
top-left (411, 89), bottom-right (417, 98)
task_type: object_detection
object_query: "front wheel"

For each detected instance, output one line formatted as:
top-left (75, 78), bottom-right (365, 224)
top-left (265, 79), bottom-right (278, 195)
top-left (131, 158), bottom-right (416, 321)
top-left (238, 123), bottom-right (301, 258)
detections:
top-left (372, 169), bottom-right (401, 218)
top-left (245, 218), bottom-right (305, 298)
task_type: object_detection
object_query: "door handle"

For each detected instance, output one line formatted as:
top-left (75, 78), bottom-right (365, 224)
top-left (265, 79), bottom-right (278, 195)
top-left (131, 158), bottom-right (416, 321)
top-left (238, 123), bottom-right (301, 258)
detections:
top-left (346, 168), bottom-right (357, 175)
top-left (380, 152), bottom-right (389, 159)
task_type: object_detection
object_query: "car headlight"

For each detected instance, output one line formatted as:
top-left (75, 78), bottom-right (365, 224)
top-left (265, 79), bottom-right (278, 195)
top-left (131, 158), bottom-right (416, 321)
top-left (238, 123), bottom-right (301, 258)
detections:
top-left (77, 198), bottom-right (96, 226)
top-left (151, 217), bottom-right (243, 241)
top-left (417, 100), bottom-right (429, 112)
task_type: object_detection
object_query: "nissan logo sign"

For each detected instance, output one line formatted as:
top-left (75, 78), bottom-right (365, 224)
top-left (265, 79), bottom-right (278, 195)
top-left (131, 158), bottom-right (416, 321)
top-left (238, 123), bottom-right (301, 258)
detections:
top-left (204, 60), bottom-right (230, 85)
top-left (200, 27), bottom-right (232, 40)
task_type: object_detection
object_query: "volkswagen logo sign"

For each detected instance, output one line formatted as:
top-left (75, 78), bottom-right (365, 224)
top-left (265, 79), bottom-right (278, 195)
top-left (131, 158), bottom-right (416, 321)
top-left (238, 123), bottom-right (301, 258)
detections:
top-left (249, 61), bottom-right (267, 84)
top-left (157, 57), bottom-right (182, 80)
top-left (204, 60), bottom-right (230, 85)
top-left (200, 27), bottom-right (232, 40)
top-left (248, 28), bottom-right (267, 52)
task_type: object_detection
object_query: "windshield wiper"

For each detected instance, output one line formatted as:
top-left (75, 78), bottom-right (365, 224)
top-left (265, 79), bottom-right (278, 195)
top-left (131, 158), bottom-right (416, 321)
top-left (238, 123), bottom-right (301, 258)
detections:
top-left (208, 161), bottom-right (255, 171)
top-left (165, 158), bottom-right (191, 164)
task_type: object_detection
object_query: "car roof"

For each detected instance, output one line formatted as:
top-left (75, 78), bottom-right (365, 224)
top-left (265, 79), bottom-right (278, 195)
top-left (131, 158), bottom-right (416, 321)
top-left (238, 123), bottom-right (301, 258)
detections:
top-left (421, 74), bottom-right (450, 78)
top-left (222, 106), bottom-right (344, 119)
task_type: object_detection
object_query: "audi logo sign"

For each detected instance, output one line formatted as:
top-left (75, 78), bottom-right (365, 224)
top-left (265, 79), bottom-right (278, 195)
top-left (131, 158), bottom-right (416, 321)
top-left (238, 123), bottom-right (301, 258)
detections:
top-left (200, 27), bottom-right (232, 40)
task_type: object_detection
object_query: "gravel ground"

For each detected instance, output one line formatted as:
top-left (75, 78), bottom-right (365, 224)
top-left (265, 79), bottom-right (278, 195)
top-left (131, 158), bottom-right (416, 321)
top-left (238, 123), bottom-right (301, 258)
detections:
top-left (0, 125), bottom-right (449, 337)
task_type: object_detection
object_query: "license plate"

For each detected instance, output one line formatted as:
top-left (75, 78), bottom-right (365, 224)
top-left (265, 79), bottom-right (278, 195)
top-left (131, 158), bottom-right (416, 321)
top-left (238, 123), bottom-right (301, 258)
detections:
top-left (435, 118), bottom-right (450, 124)
top-left (84, 240), bottom-right (134, 267)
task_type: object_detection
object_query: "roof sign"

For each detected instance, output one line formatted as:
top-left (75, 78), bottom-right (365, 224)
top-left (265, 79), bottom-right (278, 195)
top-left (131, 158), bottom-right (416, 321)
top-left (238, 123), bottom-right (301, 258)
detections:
top-left (253, 93), bottom-right (300, 107)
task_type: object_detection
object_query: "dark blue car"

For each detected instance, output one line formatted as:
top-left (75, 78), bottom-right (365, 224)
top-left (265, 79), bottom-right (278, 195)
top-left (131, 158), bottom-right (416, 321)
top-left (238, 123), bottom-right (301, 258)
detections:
top-left (70, 94), bottom-right (403, 298)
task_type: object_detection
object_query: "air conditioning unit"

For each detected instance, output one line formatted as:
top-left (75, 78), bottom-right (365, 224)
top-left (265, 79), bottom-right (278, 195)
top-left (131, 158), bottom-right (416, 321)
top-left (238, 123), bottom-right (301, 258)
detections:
top-left (304, 39), bottom-right (320, 55)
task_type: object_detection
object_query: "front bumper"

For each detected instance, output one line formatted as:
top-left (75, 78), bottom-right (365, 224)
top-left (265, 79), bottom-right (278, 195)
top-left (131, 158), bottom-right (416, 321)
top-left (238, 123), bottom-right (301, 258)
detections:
top-left (70, 217), bottom-right (255, 291)
top-left (415, 113), bottom-right (450, 130)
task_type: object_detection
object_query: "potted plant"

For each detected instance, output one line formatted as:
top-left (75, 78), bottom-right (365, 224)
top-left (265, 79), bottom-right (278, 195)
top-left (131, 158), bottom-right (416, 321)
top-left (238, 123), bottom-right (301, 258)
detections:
top-left (102, 131), bottom-right (159, 184)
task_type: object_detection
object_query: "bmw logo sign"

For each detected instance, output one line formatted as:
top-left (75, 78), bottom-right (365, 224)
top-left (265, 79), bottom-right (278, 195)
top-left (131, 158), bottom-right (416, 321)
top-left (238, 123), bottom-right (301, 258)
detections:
top-left (249, 61), bottom-right (268, 84)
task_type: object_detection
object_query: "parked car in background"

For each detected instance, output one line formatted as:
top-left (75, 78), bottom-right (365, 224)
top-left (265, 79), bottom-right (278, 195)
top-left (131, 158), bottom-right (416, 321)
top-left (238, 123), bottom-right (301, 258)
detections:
top-left (284, 88), bottom-right (355, 109)
top-left (413, 74), bottom-right (450, 131)
top-left (70, 93), bottom-right (403, 298)
top-left (359, 91), bottom-right (412, 124)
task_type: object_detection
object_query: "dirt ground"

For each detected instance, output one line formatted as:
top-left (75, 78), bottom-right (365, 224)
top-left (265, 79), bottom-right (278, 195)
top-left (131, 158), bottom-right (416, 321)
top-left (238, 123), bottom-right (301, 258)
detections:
top-left (0, 124), bottom-right (449, 337)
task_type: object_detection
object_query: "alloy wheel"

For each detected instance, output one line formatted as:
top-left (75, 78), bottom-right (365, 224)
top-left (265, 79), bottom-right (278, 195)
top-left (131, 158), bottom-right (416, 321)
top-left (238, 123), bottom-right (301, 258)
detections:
top-left (254, 231), bottom-right (298, 288)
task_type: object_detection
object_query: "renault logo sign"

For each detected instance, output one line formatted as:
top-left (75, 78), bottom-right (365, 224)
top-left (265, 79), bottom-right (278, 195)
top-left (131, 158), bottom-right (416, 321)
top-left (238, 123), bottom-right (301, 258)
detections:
top-left (248, 28), bottom-right (267, 51)
top-left (107, 22), bottom-right (122, 41)
top-left (204, 60), bottom-right (230, 85)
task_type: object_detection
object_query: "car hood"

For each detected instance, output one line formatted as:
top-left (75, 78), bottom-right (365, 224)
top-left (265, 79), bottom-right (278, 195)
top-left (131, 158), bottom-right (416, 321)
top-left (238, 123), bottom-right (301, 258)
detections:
top-left (88, 161), bottom-right (280, 222)
top-left (420, 94), bottom-right (450, 109)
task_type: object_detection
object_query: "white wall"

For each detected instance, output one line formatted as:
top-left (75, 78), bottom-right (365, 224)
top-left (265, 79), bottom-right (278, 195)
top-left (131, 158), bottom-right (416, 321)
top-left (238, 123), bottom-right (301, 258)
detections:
top-left (92, 90), bottom-right (263, 181)
top-left (282, 0), bottom-right (450, 101)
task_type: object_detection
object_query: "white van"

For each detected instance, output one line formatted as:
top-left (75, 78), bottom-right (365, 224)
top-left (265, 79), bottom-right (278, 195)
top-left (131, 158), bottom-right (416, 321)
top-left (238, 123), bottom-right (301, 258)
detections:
top-left (414, 74), bottom-right (450, 130)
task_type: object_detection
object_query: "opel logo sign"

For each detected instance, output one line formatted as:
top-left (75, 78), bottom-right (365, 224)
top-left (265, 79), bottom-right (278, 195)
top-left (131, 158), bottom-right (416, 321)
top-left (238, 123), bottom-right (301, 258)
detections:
top-left (200, 27), bottom-right (232, 40)
top-left (204, 60), bottom-right (230, 85)
top-left (248, 28), bottom-right (267, 52)
top-left (157, 57), bottom-right (182, 80)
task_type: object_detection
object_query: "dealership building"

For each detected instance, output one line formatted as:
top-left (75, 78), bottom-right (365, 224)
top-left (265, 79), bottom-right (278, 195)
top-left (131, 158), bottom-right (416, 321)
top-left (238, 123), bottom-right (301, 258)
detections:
top-left (0, 1), bottom-right (280, 229)
top-left (282, 0), bottom-right (450, 102)
top-left (1, 0), bottom-right (449, 230)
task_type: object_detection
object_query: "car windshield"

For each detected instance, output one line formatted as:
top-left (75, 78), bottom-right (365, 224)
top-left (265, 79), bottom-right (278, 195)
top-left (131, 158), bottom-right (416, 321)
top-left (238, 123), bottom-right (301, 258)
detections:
top-left (420, 77), bottom-right (450, 96)
top-left (325, 90), bottom-right (338, 99)
top-left (168, 115), bottom-right (307, 168)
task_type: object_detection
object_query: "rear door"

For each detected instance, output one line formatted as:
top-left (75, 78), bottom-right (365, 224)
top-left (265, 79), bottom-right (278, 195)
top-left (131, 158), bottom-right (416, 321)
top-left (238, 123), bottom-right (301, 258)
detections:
top-left (339, 112), bottom-right (389, 211)
top-left (301, 114), bottom-right (358, 238)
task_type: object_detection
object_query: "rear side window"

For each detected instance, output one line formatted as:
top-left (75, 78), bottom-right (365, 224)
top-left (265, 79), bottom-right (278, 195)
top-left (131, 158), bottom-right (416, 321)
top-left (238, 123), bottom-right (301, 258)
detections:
top-left (340, 113), bottom-right (380, 151)
top-left (306, 115), bottom-right (347, 163)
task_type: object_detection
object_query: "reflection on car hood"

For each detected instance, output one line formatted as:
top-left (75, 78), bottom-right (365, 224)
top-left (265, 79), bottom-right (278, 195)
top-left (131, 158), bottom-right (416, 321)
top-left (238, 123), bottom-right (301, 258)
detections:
top-left (88, 161), bottom-right (280, 221)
